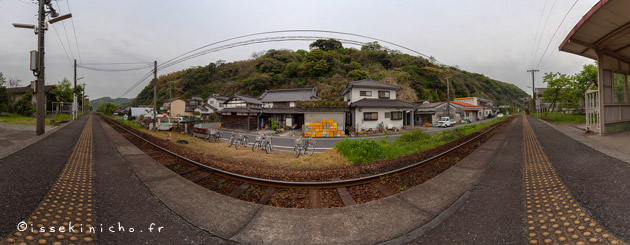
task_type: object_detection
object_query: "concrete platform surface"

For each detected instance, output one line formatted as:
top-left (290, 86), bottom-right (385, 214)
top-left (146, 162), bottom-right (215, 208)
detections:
top-left (98, 115), bottom-right (516, 244)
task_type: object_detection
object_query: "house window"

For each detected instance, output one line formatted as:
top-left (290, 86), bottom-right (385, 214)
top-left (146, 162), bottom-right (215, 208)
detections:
top-left (613, 73), bottom-right (627, 104)
top-left (210, 101), bottom-right (214, 104)
top-left (466, 112), bottom-right (470, 117)
top-left (364, 112), bottom-right (378, 121)
top-left (378, 91), bottom-right (390, 99)
top-left (391, 111), bottom-right (402, 120)
top-left (360, 91), bottom-right (372, 97)
top-left (385, 112), bottom-right (391, 118)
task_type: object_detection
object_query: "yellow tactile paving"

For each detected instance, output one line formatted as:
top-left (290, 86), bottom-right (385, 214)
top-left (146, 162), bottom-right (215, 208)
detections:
top-left (1, 115), bottom-right (96, 244)
top-left (523, 115), bottom-right (625, 244)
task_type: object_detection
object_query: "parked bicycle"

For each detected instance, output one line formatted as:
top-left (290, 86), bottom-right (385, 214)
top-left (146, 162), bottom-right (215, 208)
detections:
top-left (294, 136), bottom-right (315, 158)
top-left (227, 132), bottom-right (237, 147)
top-left (252, 133), bottom-right (273, 154)
top-left (204, 128), bottom-right (223, 142)
top-left (234, 134), bottom-right (249, 150)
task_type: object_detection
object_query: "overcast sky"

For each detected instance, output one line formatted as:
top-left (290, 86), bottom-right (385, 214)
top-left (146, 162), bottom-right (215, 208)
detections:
top-left (0, 0), bottom-right (599, 100)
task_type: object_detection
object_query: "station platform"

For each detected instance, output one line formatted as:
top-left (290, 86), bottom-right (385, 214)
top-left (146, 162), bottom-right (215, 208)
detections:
top-left (0, 113), bottom-right (628, 244)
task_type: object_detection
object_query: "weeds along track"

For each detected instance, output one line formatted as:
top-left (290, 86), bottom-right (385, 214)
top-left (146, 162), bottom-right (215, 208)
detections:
top-left (101, 115), bottom-right (514, 208)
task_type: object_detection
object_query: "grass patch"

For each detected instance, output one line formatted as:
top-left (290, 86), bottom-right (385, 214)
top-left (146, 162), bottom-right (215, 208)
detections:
top-left (0, 112), bottom-right (88, 125)
top-left (335, 117), bottom-right (506, 164)
top-left (0, 114), bottom-right (36, 125)
top-left (534, 112), bottom-right (585, 124)
top-left (113, 117), bottom-right (144, 129)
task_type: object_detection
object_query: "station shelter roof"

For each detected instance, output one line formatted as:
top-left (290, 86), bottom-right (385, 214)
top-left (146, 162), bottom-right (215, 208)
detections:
top-left (559, 0), bottom-right (630, 63)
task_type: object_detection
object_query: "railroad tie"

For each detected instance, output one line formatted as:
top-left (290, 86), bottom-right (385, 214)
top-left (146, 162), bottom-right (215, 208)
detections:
top-left (308, 190), bottom-right (321, 208)
top-left (370, 182), bottom-right (394, 197)
top-left (176, 167), bottom-right (199, 176)
top-left (336, 187), bottom-right (356, 206)
top-left (401, 175), bottom-right (419, 186)
top-left (207, 178), bottom-right (227, 191)
top-left (228, 184), bottom-right (251, 198)
top-left (258, 188), bottom-right (276, 205)
top-left (188, 172), bottom-right (212, 183)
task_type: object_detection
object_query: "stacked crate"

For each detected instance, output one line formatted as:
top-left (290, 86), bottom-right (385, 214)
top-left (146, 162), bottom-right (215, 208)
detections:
top-left (304, 120), bottom-right (344, 138)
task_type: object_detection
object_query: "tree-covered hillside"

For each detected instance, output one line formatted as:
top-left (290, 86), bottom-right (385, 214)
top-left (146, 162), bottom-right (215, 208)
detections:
top-left (90, 97), bottom-right (131, 110)
top-left (132, 39), bottom-right (527, 106)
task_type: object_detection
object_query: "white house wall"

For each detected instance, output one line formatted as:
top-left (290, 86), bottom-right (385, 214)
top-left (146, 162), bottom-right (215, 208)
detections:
top-left (354, 108), bottom-right (405, 131)
top-left (347, 88), bottom-right (397, 103)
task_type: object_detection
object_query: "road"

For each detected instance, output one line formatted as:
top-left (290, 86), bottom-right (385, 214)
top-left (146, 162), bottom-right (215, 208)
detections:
top-left (214, 118), bottom-right (496, 152)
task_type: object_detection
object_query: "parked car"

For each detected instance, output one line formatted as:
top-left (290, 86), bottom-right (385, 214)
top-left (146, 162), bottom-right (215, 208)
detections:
top-left (437, 117), bottom-right (455, 127)
top-left (497, 113), bottom-right (504, 118)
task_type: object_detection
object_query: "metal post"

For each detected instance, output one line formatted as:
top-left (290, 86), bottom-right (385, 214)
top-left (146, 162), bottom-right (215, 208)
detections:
top-left (153, 60), bottom-right (157, 130)
top-left (35, 0), bottom-right (46, 135)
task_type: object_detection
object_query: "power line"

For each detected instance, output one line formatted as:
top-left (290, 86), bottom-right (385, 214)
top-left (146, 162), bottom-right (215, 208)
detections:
top-left (531, 0), bottom-right (557, 69)
top-left (78, 64), bottom-right (154, 72)
top-left (65, 0), bottom-right (84, 77)
top-left (528, 0), bottom-right (548, 68)
top-left (50, 23), bottom-right (74, 68)
top-left (55, 0), bottom-right (75, 61)
top-left (80, 62), bottom-right (154, 65)
top-left (535, 0), bottom-right (580, 70)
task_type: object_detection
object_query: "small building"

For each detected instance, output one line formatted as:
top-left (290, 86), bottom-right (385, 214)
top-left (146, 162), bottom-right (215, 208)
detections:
top-left (206, 94), bottom-right (229, 114)
top-left (414, 101), bottom-right (462, 126)
top-left (450, 101), bottom-right (483, 122)
top-left (220, 94), bottom-right (262, 131)
top-left (298, 101), bottom-right (348, 137)
top-left (6, 84), bottom-right (54, 106)
top-left (127, 107), bottom-right (154, 120)
top-left (454, 97), bottom-right (494, 119)
top-left (259, 88), bottom-right (319, 130)
top-left (342, 79), bottom-right (416, 132)
top-left (162, 97), bottom-right (187, 117)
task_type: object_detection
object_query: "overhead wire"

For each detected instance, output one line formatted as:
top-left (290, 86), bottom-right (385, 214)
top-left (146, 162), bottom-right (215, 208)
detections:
top-left (54, 0), bottom-right (76, 62)
top-left (65, 0), bottom-right (84, 77)
top-left (528, 0), bottom-right (548, 68)
top-left (50, 20), bottom-right (74, 68)
top-left (535, 0), bottom-right (580, 70)
top-left (531, 0), bottom-right (557, 69)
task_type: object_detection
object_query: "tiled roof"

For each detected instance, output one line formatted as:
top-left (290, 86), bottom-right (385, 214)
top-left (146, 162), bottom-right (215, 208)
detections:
top-left (231, 94), bottom-right (262, 105)
top-left (259, 88), bottom-right (319, 102)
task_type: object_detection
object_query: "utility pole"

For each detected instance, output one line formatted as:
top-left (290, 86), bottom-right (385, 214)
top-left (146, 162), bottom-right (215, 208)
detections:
top-left (445, 76), bottom-right (451, 118)
top-left (82, 82), bottom-right (86, 114)
top-left (35, 0), bottom-right (46, 135)
top-left (153, 60), bottom-right (157, 130)
top-left (527, 69), bottom-right (539, 116)
top-left (73, 59), bottom-right (77, 119)
top-left (14, 1), bottom-right (71, 134)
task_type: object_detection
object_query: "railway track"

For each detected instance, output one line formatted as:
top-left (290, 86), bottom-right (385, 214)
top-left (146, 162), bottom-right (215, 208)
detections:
top-left (101, 115), bottom-right (513, 208)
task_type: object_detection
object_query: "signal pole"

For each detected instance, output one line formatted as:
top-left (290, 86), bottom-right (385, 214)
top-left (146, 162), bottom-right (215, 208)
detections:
top-left (153, 61), bottom-right (157, 130)
top-left (527, 69), bottom-right (539, 115)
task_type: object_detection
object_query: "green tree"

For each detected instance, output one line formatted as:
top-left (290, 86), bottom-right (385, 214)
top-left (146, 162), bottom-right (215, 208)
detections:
top-left (542, 72), bottom-right (573, 112)
top-left (97, 102), bottom-right (119, 115)
top-left (14, 90), bottom-right (35, 116)
top-left (361, 41), bottom-right (383, 51)
top-left (309, 39), bottom-right (343, 51)
top-left (0, 72), bottom-right (8, 112)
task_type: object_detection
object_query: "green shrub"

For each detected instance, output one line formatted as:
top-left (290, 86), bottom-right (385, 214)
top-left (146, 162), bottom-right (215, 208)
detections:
top-left (396, 129), bottom-right (430, 143)
top-left (334, 139), bottom-right (385, 164)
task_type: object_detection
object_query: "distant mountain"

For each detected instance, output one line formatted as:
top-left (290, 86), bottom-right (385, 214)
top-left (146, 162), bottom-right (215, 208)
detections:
top-left (90, 97), bottom-right (132, 109)
top-left (132, 39), bottom-right (528, 107)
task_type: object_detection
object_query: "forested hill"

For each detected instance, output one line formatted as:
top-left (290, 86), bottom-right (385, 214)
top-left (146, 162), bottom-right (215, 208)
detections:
top-left (90, 97), bottom-right (131, 109)
top-left (132, 39), bottom-right (527, 106)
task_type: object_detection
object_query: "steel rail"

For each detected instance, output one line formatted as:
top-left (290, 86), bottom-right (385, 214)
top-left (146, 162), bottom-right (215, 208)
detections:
top-left (103, 115), bottom-right (510, 188)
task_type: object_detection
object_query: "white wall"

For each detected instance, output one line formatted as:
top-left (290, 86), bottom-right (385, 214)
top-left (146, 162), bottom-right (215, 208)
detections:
top-left (354, 108), bottom-right (404, 131)
top-left (455, 98), bottom-right (478, 105)
top-left (347, 88), bottom-right (397, 103)
top-left (207, 98), bottom-right (225, 108)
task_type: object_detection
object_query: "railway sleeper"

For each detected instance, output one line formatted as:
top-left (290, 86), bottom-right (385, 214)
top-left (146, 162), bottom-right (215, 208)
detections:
top-left (229, 184), bottom-right (251, 198)
top-left (258, 188), bottom-right (276, 205)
